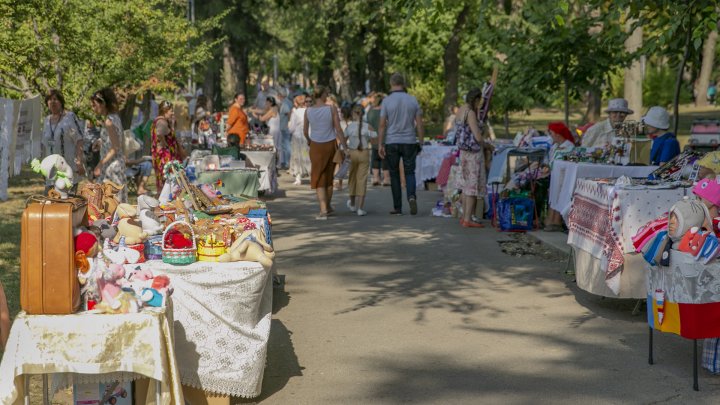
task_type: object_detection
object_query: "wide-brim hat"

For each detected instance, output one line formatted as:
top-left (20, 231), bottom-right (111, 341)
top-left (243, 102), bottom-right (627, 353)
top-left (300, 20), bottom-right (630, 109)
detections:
top-left (604, 98), bottom-right (634, 114)
top-left (642, 106), bottom-right (670, 130)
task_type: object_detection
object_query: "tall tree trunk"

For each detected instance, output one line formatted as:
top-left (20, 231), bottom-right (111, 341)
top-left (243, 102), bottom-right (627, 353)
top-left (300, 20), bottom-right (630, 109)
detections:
top-left (695, 29), bottom-right (718, 107)
top-left (319, 5), bottom-right (344, 90)
top-left (119, 92), bottom-right (136, 131)
top-left (443, 4), bottom-right (470, 120)
top-left (367, 42), bottom-right (385, 92)
top-left (624, 19), bottom-right (643, 122)
top-left (584, 86), bottom-right (602, 123)
top-left (222, 41), bottom-right (237, 108)
top-left (674, 19), bottom-right (693, 135)
top-left (563, 74), bottom-right (570, 125)
top-left (338, 43), bottom-right (353, 101)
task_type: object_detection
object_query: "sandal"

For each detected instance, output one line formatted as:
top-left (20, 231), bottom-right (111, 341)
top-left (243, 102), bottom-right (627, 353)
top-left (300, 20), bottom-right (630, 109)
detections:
top-left (316, 212), bottom-right (328, 220)
top-left (460, 219), bottom-right (484, 228)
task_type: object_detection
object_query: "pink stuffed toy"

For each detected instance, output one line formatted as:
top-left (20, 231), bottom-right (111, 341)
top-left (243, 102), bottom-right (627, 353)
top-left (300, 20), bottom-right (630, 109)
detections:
top-left (94, 263), bottom-right (135, 313)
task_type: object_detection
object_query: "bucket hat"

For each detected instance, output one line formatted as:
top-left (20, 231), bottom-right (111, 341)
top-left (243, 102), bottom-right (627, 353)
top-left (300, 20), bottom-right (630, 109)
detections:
top-left (642, 106), bottom-right (670, 130)
top-left (604, 98), bottom-right (634, 114)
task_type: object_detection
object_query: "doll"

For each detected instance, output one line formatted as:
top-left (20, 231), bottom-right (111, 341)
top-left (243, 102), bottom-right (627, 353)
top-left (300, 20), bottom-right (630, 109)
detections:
top-left (75, 232), bottom-right (101, 309)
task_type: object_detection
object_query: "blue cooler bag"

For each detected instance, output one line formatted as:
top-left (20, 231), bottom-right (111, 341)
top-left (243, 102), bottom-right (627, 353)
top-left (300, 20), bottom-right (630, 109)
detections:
top-left (497, 197), bottom-right (535, 232)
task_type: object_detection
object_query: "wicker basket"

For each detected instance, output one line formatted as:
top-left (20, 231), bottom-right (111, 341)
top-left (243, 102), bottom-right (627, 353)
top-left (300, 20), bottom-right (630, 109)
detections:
top-left (197, 235), bottom-right (227, 262)
top-left (162, 221), bottom-right (197, 265)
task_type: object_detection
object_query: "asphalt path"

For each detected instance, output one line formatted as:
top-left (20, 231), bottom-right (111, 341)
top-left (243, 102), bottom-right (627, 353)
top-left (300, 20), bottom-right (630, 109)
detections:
top-left (252, 173), bottom-right (720, 404)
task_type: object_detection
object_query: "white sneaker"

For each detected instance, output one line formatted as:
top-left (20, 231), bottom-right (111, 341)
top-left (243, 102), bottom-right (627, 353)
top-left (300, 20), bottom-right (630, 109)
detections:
top-left (357, 209), bottom-right (367, 216)
top-left (346, 200), bottom-right (357, 212)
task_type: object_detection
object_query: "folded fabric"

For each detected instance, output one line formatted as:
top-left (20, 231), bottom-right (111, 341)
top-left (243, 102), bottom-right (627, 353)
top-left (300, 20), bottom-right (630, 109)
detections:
top-left (698, 233), bottom-right (720, 264)
top-left (643, 230), bottom-right (668, 266)
top-left (633, 215), bottom-right (668, 253)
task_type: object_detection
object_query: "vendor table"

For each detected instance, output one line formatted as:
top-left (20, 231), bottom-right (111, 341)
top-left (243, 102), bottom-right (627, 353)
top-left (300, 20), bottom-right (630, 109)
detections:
top-left (196, 168), bottom-right (261, 198)
top-left (647, 250), bottom-right (720, 390)
top-left (0, 307), bottom-right (182, 405)
top-left (549, 161), bottom-right (658, 220)
top-left (243, 150), bottom-right (278, 194)
top-left (415, 143), bottom-right (455, 187)
top-left (133, 260), bottom-right (272, 399)
top-left (567, 178), bottom-right (689, 297)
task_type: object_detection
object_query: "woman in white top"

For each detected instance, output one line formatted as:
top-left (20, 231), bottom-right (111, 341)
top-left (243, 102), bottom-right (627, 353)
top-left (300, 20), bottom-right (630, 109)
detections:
top-left (288, 92), bottom-right (311, 185)
top-left (42, 89), bottom-right (86, 176)
top-left (345, 104), bottom-right (376, 216)
top-left (254, 97), bottom-right (281, 167)
top-left (304, 86), bottom-right (349, 220)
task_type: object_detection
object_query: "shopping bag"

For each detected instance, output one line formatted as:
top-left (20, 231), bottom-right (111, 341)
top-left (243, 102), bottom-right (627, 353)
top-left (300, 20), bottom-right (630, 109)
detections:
top-left (334, 156), bottom-right (351, 180)
top-left (497, 197), bottom-right (534, 232)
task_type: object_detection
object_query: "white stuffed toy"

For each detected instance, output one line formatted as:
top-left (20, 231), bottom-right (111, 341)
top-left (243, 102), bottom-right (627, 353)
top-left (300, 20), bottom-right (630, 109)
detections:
top-left (137, 195), bottom-right (164, 235)
top-left (31, 154), bottom-right (74, 198)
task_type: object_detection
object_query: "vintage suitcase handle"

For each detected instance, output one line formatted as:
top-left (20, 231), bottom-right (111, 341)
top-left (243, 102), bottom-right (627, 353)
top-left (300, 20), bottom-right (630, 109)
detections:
top-left (26, 194), bottom-right (88, 210)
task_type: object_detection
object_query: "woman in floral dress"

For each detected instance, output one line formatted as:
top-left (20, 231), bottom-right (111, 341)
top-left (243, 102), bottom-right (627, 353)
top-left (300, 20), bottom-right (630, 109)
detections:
top-left (151, 100), bottom-right (183, 192)
top-left (90, 88), bottom-right (127, 202)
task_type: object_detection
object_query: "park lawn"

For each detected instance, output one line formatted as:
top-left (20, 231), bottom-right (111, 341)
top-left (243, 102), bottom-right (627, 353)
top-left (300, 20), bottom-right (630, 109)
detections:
top-left (0, 169), bottom-right (44, 323)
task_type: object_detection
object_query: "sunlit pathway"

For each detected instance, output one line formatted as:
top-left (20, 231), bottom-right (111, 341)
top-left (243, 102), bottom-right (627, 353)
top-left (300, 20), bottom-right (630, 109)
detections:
top-left (255, 174), bottom-right (720, 404)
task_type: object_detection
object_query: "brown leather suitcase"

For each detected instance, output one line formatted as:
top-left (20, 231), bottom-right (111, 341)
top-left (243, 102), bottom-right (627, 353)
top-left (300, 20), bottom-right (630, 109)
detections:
top-left (21, 201), bottom-right (81, 314)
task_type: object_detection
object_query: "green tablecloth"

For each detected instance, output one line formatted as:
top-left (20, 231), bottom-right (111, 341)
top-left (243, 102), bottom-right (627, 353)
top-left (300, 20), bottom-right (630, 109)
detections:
top-left (196, 169), bottom-right (261, 198)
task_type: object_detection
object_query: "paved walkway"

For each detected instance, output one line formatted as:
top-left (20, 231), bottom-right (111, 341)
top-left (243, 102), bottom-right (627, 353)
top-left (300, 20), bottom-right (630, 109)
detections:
top-left (255, 174), bottom-right (719, 404)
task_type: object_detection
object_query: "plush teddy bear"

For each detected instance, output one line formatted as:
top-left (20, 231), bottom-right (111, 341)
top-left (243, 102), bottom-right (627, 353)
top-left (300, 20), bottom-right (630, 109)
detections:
top-left (218, 228), bottom-right (275, 269)
top-left (88, 219), bottom-right (117, 242)
top-left (30, 154), bottom-right (74, 198)
top-left (113, 204), bottom-right (148, 245)
top-left (137, 195), bottom-right (164, 235)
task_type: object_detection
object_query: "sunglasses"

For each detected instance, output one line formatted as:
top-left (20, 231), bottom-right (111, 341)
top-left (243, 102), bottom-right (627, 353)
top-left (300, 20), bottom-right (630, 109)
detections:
top-left (160, 100), bottom-right (173, 109)
top-left (91, 93), bottom-right (105, 104)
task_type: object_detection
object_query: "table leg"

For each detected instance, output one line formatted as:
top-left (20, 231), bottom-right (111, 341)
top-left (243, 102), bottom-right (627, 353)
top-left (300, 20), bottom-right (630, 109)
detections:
top-left (694, 339), bottom-right (699, 391)
top-left (23, 376), bottom-right (29, 405)
top-left (632, 299), bottom-right (643, 316)
top-left (42, 374), bottom-right (49, 405)
top-left (156, 379), bottom-right (161, 404)
top-left (648, 327), bottom-right (654, 365)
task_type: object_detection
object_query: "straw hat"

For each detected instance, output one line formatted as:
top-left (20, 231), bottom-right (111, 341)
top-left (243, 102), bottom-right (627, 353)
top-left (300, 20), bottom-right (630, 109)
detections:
top-left (604, 98), bottom-right (634, 114)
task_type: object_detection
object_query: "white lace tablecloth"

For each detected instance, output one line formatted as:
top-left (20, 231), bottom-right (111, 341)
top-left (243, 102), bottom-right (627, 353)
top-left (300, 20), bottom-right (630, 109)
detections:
top-left (134, 260), bottom-right (272, 398)
top-left (0, 307), bottom-right (182, 405)
top-left (549, 161), bottom-right (657, 220)
top-left (415, 144), bottom-right (455, 187)
top-left (243, 150), bottom-right (278, 194)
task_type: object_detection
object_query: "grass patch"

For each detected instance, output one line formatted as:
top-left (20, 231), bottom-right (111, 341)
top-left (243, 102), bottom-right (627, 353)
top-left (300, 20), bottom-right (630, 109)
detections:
top-left (0, 168), bottom-right (44, 322)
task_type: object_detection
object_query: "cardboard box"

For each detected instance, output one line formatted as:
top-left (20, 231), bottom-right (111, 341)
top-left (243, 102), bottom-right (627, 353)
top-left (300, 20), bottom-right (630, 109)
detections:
top-left (182, 385), bottom-right (230, 405)
top-left (73, 382), bottom-right (132, 405)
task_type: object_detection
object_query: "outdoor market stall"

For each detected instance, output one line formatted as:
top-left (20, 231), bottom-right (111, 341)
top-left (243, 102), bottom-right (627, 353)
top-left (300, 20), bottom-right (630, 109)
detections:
top-left (132, 260), bottom-right (272, 399)
top-left (242, 150), bottom-right (278, 195)
top-left (0, 307), bottom-right (182, 404)
top-left (196, 168), bottom-right (261, 198)
top-left (549, 160), bottom-right (658, 221)
top-left (567, 178), bottom-right (690, 297)
top-left (647, 250), bottom-right (720, 390)
top-left (415, 142), bottom-right (455, 188)
top-left (0, 157), bottom-right (276, 402)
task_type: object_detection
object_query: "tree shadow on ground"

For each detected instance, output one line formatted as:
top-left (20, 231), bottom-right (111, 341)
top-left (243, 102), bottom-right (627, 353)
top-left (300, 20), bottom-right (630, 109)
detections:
top-left (235, 320), bottom-right (302, 404)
